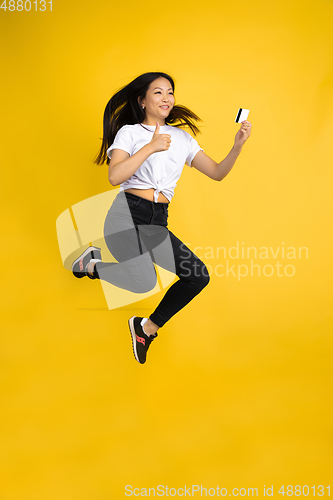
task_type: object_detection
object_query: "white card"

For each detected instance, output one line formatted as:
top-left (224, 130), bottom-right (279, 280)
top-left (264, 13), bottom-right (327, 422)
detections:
top-left (235, 108), bottom-right (250, 123)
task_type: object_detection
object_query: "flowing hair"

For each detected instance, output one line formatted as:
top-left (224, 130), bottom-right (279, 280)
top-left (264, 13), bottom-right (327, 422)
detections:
top-left (93, 71), bottom-right (203, 166)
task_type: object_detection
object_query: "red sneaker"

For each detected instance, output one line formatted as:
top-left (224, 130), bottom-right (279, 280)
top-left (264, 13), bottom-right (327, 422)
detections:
top-left (72, 246), bottom-right (101, 279)
top-left (128, 316), bottom-right (158, 364)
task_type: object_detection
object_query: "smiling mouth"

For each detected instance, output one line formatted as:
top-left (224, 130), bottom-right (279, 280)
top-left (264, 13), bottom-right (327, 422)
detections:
top-left (160, 106), bottom-right (169, 109)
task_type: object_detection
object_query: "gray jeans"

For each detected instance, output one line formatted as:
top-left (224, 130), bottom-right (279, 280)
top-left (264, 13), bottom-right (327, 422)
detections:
top-left (95, 191), bottom-right (210, 328)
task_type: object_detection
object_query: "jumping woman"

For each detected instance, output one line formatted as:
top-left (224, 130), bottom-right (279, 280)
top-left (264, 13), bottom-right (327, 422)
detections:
top-left (72, 72), bottom-right (252, 364)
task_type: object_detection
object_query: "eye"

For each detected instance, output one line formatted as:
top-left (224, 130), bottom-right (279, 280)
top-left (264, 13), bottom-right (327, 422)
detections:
top-left (155, 92), bottom-right (174, 95)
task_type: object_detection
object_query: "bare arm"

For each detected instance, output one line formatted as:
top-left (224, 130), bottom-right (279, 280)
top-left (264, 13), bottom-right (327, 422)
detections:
top-left (190, 145), bottom-right (242, 181)
top-left (108, 144), bottom-right (154, 186)
top-left (190, 120), bottom-right (252, 181)
top-left (108, 122), bottom-right (171, 186)
top-left (215, 144), bottom-right (243, 181)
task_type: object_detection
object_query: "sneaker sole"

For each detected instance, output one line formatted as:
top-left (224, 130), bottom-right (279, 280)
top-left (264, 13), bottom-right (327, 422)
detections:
top-left (72, 246), bottom-right (101, 277)
top-left (128, 316), bottom-right (141, 364)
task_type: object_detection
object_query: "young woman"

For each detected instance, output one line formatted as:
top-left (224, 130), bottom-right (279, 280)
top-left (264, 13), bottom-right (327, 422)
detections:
top-left (72, 72), bottom-right (252, 365)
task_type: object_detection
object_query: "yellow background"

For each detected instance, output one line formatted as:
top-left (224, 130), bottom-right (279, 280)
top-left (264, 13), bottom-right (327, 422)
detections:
top-left (1, 0), bottom-right (332, 498)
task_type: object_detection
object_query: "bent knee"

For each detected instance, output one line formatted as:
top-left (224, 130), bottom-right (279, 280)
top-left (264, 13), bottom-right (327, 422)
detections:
top-left (199, 264), bottom-right (210, 288)
top-left (190, 263), bottom-right (210, 290)
top-left (130, 270), bottom-right (157, 293)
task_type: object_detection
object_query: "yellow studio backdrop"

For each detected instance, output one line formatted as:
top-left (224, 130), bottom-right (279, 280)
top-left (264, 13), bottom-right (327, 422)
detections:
top-left (0, 0), bottom-right (332, 498)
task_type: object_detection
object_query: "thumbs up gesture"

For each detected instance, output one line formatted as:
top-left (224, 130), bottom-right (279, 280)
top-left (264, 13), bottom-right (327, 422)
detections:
top-left (149, 122), bottom-right (171, 153)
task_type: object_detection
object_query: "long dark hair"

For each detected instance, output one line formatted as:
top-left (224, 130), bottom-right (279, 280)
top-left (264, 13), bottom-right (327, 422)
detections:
top-left (94, 72), bottom-right (203, 166)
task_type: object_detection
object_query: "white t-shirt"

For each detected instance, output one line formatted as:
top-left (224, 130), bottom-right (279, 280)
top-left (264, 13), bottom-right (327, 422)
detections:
top-left (106, 123), bottom-right (204, 203)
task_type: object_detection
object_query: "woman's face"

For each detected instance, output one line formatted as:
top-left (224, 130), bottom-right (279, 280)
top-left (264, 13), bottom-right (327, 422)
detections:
top-left (140, 77), bottom-right (175, 123)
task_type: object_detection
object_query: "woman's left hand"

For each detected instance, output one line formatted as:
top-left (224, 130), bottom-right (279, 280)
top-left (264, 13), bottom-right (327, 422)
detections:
top-left (234, 120), bottom-right (252, 149)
